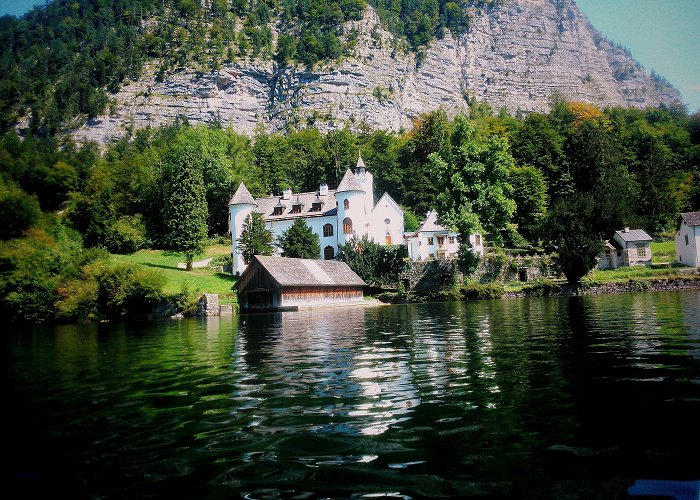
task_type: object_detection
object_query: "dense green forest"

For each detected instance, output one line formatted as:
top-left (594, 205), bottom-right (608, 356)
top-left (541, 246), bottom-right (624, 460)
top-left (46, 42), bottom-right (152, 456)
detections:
top-left (2, 98), bottom-right (699, 320)
top-left (0, 0), bottom-right (494, 134)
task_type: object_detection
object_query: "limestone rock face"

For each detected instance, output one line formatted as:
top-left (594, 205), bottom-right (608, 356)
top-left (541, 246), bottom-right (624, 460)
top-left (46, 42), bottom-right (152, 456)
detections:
top-left (73, 0), bottom-right (681, 143)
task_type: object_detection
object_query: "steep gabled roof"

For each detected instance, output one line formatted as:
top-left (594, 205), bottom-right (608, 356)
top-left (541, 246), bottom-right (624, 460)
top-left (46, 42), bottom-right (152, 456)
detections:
top-left (336, 169), bottom-right (365, 193)
top-left (373, 192), bottom-right (404, 215)
top-left (681, 211), bottom-right (700, 227)
top-left (228, 182), bottom-right (256, 205)
top-left (615, 229), bottom-right (652, 242)
top-left (416, 209), bottom-right (451, 234)
top-left (252, 256), bottom-right (366, 287)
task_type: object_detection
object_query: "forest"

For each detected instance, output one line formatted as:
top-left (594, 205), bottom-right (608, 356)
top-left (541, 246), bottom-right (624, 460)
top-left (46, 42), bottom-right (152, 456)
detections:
top-left (1, 97), bottom-right (699, 321)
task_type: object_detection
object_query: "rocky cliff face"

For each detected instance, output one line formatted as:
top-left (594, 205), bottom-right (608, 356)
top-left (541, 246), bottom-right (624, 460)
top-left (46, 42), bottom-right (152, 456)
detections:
top-left (73, 0), bottom-right (681, 143)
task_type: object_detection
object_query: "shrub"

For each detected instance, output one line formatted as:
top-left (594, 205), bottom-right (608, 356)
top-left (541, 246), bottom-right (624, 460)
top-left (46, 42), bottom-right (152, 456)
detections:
top-left (522, 279), bottom-right (560, 297)
top-left (337, 237), bottom-right (409, 286)
top-left (105, 215), bottom-right (150, 254)
top-left (0, 184), bottom-right (41, 240)
top-left (460, 283), bottom-right (504, 300)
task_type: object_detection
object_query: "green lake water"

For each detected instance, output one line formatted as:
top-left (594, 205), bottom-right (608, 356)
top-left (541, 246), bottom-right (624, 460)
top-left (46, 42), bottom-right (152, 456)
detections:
top-left (6, 291), bottom-right (700, 498)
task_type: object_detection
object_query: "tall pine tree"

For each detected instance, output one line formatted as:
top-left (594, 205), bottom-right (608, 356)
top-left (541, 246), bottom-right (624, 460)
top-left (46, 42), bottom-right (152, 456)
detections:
top-left (238, 212), bottom-right (274, 264)
top-left (278, 219), bottom-right (320, 259)
top-left (166, 148), bottom-right (209, 271)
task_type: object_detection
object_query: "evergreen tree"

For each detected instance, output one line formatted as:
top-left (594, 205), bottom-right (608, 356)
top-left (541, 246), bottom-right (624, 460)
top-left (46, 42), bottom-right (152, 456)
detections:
top-left (165, 149), bottom-right (208, 271)
top-left (278, 219), bottom-right (320, 259)
top-left (238, 212), bottom-right (274, 265)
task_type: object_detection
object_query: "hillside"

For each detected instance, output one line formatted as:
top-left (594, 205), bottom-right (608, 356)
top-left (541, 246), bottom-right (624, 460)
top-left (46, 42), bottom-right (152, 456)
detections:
top-left (1, 0), bottom-right (683, 143)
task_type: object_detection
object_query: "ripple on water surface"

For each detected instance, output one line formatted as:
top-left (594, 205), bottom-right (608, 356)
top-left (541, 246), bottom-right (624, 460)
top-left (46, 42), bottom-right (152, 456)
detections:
top-left (7, 292), bottom-right (700, 497)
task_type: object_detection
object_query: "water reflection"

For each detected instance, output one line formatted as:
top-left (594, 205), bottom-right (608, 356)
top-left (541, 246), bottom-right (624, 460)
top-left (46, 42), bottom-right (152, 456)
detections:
top-left (6, 292), bottom-right (700, 498)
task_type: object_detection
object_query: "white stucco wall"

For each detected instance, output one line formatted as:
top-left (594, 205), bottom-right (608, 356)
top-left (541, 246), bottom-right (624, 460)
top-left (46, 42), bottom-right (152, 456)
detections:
top-left (370, 194), bottom-right (404, 246)
top-left (675, 222), bottom-right (699, 267)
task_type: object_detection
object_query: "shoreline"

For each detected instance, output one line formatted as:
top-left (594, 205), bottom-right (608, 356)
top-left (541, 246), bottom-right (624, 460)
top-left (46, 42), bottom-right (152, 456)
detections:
top-left (371, 274), bottom-right (700, 304)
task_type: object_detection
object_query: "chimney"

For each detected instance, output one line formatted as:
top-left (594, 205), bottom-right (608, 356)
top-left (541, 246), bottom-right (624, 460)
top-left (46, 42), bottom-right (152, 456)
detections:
top-left (624, 227), bottom-right (629, 233)
top-left (282, 188), bottom-right (292, 200)
top-left (319, 183), bottom-right (328, 196)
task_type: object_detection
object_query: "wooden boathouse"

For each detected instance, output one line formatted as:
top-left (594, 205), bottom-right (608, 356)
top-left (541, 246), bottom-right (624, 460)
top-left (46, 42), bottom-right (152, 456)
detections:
top-left (237, 256), bottom-right (366, 312)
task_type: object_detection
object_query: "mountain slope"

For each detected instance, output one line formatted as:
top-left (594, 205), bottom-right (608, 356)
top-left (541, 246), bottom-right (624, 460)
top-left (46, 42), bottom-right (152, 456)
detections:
top-left (16, 0), bottom-right (684, 142)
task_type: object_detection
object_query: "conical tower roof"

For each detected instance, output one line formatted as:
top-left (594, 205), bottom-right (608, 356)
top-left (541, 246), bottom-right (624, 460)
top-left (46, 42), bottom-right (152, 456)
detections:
top-left (336, 169), bottom-right (365, 193)
top-left (228, 182), bottom-right (256, 205)
top-left (356, 152), bottom-right (366, 172)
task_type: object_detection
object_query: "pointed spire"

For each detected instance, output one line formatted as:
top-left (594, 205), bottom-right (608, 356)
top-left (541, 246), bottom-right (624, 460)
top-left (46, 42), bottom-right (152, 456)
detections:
top-left (336, 169), bottom-right (365, 193)
top-left (228, 182), bottom-right (256, 206)
top-left (355, 151), bottom-right (366, 173)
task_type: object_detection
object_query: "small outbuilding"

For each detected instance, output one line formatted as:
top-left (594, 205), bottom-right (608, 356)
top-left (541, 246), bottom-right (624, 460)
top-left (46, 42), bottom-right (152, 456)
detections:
top-left (675, 211), bottom-right (700, 267)
top-left (598, 227), bottom-right (653, 269)
top-left (237, 256), bottom-right (366, 312)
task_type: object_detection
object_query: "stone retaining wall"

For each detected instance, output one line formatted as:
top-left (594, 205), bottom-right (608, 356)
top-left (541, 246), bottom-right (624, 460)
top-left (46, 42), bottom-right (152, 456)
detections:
top-left (504, 277), bottom-right (700, 299)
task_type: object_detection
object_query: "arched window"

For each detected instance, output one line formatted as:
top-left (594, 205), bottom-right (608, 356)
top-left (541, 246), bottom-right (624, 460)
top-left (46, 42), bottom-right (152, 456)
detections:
top-left (344, 199), bottom-right (350, 210)
top-left (323, 223), bottom-right (333, 237)
top-left (324, 246), bottom-right (335, 260)
top-left (343, 217), bottom-right (353, 235)
top-left (385, 235), bottom-right (392, 245)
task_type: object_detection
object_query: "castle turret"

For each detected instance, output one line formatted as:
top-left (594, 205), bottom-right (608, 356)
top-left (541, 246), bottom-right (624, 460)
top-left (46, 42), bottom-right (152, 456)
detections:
top-left (354, 152), bottom-right (374, 215)
top-left (228, 182), bottom-right (257, 275)
top-left (335, 168), bottom-right (368, 245)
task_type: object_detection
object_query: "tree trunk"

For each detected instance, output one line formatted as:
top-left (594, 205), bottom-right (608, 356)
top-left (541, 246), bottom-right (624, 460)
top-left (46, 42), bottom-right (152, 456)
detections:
top-left (186, 254), bottom-right (193, 271)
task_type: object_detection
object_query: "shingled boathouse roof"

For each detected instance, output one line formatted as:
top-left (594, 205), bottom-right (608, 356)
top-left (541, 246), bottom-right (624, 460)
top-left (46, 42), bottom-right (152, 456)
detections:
top-left (237, 256), bottom-right (366, 312)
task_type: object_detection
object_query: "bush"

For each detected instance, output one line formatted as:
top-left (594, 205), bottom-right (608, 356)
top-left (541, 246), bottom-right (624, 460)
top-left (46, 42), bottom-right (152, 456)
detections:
top-left (0, 184), bottom-right (41, 240)
top-left (337, 237), bottom-right (409, 286)
top-left (104, 215), bottom-right (150, 254)
top-left (522, 279), bottom-right (560, 297)
top-left (459, 283), bottom-right (504, 300)
top-left (56, 259), bottom-right (167, 321)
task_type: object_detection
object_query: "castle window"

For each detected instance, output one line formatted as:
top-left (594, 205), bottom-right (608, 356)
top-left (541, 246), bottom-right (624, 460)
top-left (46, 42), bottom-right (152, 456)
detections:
top-left (449, 236), bottom-right (455, 244)
top-left (475, 234), bottom-right (481, 245)
top-left (344, 199), bottom-right (350, 210)
top-left (323, 224), bottom-right (334, 237)
top-left (324, 246), bottom-right (335, 260)
top-left (384, 218), bottom-right (390, 225)
top-left (428, 237), bottom-right (434, 245)
top-left (343, 217), bottom-right (353, 235)
top-left (385, 235), bottom-right (392, 245)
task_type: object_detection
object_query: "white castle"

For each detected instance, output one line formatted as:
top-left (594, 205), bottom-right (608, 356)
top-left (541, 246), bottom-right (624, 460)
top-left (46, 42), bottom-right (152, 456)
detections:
top-left (228, 155), bottom-right (484, 275)
top-left (228, 155), bottom-right (404, 275)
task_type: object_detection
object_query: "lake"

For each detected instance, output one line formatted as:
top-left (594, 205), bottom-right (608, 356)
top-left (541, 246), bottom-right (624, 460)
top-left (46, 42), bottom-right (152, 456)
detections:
top-left (7, 291), bottom-right (700, 499)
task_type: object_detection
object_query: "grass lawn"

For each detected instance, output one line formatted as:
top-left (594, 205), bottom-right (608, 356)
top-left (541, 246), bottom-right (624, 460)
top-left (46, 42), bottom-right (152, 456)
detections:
top-left (112, 245), bottom-right (237, 304)
top-left (589, 265), bottom-right (685, 283)
top-left (651, 240), bottom-right (676, 263)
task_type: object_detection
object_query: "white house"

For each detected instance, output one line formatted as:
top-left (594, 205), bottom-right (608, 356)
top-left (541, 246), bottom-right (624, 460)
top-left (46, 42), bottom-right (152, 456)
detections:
top-left (598, 228), bottom-right (653, 270)
top-left (404, 210), bottom-right (484, 261)
top-left (675, 211), bottom-right (700, 267)
top-left (229, 155), bottom-right (404, 275)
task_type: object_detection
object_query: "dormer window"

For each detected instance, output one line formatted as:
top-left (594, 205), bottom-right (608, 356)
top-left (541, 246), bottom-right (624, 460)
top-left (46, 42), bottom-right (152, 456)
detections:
top-left (291, 204), bottom-right (302, 214)
top-left (273, 206), bottom-right (284, 216)
top-left (312, 202), bottom-right (322, 212)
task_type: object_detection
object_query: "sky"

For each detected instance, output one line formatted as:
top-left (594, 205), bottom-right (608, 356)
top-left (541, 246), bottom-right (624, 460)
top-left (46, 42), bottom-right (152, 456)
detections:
top-left (1, 0), bottom-right (699, 112)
